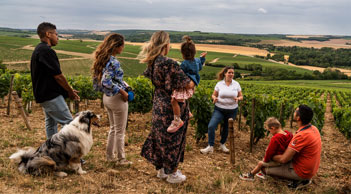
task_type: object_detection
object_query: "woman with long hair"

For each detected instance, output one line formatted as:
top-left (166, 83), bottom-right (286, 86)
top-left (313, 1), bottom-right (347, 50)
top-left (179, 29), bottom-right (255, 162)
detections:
top-left (91, 33), bottom-right (132, 165)
top-left (200, 66), bottom-right (243, 154)
top-left (139, 31), bottom-right (191, 184)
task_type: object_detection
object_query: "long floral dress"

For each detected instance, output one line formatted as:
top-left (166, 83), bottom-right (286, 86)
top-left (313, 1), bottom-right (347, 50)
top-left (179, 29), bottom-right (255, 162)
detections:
top-left (141, 55), bottom-right (191, 174)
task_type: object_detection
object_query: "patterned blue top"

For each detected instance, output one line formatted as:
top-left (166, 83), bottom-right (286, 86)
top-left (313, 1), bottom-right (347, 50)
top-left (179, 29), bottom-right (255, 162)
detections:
top-left (180, 56), bottom-right (205, 86)
top-left (93, 56), bottom-right (127, 96)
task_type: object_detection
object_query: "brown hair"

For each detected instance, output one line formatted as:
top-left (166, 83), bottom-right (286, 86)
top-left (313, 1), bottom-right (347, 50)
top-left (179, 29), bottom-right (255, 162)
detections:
top-left (217, 66), bottom-right (235, 80)
top-left (91, 33), bottom-right (124, 81)
top-left (37, 22), bottom-right (56, 39)
top-left (137, 31), bottom-right (170, 66)
top-left (181, 35), bottom-right (196, 60)
top-left (264, 117), bottom-right (281, 130)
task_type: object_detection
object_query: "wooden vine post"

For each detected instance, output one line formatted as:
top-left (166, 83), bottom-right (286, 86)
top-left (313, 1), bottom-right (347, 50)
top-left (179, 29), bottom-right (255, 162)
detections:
top-left (228, 118), bottom-right (235, 165)
top-left (6, 75), bottom-right (14, 115)
top-left (74, 100), bottom-right (80, 113)
top-left (250, 98), bottom-right (256, 153)
top-left (12, 91), bottom-right (32, 130)
top-left (238, 101), bottom-right (242, 131)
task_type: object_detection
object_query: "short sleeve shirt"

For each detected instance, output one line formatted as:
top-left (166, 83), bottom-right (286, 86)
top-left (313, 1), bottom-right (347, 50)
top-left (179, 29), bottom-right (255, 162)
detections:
top-left (214, 80), bottom-right (241, 109)
top-left (289, 125), bottom-right (322, 179)
top-left (30, 42), bottom-right (67, 103)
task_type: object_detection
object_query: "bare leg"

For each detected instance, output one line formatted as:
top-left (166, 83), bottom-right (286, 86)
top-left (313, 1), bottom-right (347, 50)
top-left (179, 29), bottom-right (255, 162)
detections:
top-left (171, 97), bottom-right (180, 117)
top-left (251, 161), bottom-right (264, 175)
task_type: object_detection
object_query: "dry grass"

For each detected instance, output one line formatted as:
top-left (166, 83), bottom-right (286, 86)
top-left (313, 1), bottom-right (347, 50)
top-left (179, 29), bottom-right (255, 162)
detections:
top-left (125, 42), bottom-right (269, 57)
top-left (0, 97), bottom-right (350, 194)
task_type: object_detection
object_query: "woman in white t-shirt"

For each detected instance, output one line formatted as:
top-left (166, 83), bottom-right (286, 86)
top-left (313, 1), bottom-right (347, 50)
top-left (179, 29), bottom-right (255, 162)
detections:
top-left (200, 66), bottom-right (243, 154)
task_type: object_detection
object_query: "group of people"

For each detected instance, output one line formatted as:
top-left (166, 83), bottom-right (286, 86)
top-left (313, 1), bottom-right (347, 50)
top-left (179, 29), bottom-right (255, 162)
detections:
top-left (30, 22), bottom-right (322, 187)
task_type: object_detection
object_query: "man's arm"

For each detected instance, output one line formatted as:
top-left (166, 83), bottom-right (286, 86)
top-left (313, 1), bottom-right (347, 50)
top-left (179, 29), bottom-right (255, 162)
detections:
top-left (273, 147), bottom-right (296, 164)
top-left (54, 74), bottom-right (80, 101)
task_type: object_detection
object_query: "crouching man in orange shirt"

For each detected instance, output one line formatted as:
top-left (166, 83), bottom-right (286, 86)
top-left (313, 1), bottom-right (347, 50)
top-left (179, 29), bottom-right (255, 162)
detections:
top-left (262, 104), bottom-right (322, 189)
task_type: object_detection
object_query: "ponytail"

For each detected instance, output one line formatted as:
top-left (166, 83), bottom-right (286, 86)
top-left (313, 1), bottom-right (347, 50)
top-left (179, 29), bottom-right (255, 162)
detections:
top-left (181, 35), bottom-right (196, 60)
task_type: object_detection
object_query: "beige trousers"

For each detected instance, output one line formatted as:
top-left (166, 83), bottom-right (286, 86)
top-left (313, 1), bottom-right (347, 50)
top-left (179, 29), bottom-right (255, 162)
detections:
top-left (265, 161), bottom-right (305, 181)
top-left (103, 93), bottom-right (128, 160)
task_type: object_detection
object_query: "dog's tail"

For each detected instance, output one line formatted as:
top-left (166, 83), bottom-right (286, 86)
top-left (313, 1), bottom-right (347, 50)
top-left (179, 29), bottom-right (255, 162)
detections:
top-left (9, 147), bottom-right (36, 164)
top-left (9, 148), bottom-right (56, 174)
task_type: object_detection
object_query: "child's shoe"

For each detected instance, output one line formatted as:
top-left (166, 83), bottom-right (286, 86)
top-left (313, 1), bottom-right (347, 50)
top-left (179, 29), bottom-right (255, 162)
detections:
top-left (256, 172), bottom-right (266, 179)
top-left (239, 172), bottom-right (254, 181)
top-left (167, 119), bottom-right (184, 133)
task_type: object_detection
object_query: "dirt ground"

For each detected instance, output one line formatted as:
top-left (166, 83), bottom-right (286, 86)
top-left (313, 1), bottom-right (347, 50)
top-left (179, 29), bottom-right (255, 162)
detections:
top-left (0, 95), bottom-right (350, 194)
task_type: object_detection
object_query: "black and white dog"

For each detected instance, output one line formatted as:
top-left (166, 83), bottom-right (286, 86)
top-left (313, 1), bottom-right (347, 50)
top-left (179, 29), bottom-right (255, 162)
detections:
top-left (9, 110), bottom-right (100, 177)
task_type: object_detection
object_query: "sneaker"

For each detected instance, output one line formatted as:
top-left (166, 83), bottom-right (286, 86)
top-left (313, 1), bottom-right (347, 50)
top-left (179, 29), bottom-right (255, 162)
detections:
top-left (219, 144), bottom-right (230, 153)
top-left (117, 158), bottom-right (132, 166)
top-left (239, 172), bottom-right (254, 181)
top-left (288, 179), bottom-right (312, 189)
top-left (166, 170), bottom-right (186, 184)
top-left (157, 168), bottom-right (168, 179)
top-left (167, 119), bottom-right (184, 133)
top-left (106, 156), bottom-right (117, 162)
top-left (200, 145), bottom-right (214, 154)
top-left (256, 172), bottom-right (266, 179)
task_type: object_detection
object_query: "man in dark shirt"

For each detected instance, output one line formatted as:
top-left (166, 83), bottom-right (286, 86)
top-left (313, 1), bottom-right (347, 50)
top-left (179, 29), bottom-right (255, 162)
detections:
top-left (30, 22), bottom-right (80, 139)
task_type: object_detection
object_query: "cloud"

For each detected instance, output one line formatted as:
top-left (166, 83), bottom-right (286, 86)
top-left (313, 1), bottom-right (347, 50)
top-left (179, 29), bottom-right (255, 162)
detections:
top-left (258, 8), bottom-right (267, 14)
top-left (145, 0), bottom-right (153, 4)
top-left (0, 0), bottom-right (350, 35)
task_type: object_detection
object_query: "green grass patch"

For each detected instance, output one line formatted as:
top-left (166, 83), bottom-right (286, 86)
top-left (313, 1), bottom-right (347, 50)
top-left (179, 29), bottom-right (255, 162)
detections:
top-left (241, 80), bottom-right (351, 91)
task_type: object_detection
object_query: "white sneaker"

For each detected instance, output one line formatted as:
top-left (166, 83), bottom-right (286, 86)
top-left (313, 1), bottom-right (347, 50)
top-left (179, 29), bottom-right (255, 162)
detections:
top-left (166, 170), bottom-right (186, 184)
top-left (200, 145), bottom-right (214, 154)
top-left (219, 144), bottom-right (230, 153)
top-left (157, 168), bottom-right (168, 179)
top-left (117, 158), bottom-right (132, 166)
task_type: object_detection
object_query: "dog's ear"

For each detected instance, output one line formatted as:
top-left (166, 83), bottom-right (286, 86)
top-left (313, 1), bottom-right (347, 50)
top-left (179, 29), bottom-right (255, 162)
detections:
top-left (87, 111), bottom-right (96, 118)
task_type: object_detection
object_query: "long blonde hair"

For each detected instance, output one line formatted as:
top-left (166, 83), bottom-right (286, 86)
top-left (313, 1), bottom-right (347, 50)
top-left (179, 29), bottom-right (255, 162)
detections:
top-left (91, 33), bottom-right (124, 81)
top-left (137, 31), bottom-right (170, 66)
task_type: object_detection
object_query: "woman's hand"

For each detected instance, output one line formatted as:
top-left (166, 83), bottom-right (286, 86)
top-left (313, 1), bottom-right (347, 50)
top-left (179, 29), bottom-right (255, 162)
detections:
top-left (119, 89), bottom-right (128, 102)
top-left (212, 95), bottom-right (218, 104)
top-left (212, 90), bottom-right (219, 104)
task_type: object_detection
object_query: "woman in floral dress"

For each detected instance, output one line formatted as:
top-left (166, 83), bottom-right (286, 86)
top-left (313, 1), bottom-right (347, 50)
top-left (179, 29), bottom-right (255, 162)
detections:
top-left (138, 31), bottom-right (191, 184)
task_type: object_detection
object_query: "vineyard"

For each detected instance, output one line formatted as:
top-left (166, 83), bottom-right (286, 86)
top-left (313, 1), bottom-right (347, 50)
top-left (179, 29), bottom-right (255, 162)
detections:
top-left (1, 72), bottom-right (351, 140)
top-left (0, 35), bottom-right (351, 193)
top-left (0, 73), bottom-right (351, 193)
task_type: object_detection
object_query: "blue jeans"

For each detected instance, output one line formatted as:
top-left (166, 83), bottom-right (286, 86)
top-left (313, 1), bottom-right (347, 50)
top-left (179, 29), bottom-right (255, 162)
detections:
top-left (40, 95), bottom-right (73, 139)
top-left (208, 106), bottom-right (238, 146)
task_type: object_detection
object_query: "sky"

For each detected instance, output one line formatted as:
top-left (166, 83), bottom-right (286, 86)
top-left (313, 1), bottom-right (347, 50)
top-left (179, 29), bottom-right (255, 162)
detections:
top-left (0, 0), bottom-right (350, 35)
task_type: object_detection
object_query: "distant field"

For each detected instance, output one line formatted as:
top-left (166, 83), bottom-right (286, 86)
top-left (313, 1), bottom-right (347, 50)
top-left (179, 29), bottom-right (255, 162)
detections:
top-left (259, 39), bottom-right (351, 49)
top-left (0, 36), bottom-right (77, 62)
top-left (2, 35), bottom-right (314, 77)
top-left (241, 80), bottom-right (351, 91)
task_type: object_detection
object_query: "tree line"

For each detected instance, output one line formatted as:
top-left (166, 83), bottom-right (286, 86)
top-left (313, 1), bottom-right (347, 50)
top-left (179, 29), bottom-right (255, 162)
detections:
top-left (254, 44), bottom-right (351, 68)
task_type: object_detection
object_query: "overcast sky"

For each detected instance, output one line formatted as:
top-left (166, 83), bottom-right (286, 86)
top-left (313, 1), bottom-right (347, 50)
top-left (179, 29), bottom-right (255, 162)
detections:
top-left (0, 0), bottom-right (350, 35)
